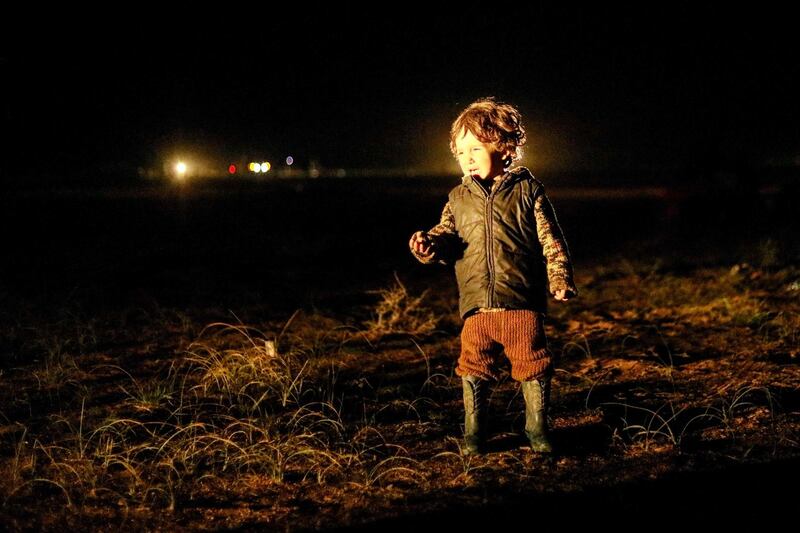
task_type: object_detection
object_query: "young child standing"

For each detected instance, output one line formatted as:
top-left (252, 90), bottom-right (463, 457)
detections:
top-left (409, 97), bottom-right (577, 455)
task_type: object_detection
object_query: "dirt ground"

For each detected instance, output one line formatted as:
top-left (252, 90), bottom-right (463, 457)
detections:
top-left (1, 179), bottom-right (798, 530)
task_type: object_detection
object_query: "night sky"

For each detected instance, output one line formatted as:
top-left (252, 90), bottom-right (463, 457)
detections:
top-left (3, 5), bottom-right (797, 184)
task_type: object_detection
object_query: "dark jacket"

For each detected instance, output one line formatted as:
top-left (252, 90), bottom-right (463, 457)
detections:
top-left (411, 167), bottom-right (577, 319)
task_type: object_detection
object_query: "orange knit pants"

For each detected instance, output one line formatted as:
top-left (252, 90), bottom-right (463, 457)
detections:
top-left (456, 309), bottom-right (553, 382)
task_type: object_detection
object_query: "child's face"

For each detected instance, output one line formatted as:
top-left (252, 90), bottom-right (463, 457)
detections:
top-left (454, 129), bottom-right (507, 181)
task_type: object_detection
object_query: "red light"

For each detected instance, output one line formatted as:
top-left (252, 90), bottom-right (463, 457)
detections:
top-left (228, 164), bottom-right (237, 174)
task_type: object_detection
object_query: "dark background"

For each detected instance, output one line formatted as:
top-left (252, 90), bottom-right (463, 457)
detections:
top-left (3, 4), bottom-right (798, 185)
top-left (1, 5), bottom-right (797, 314)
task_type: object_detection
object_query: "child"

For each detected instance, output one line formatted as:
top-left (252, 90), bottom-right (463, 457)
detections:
top-left (409, 97), bottom-right (577, 455)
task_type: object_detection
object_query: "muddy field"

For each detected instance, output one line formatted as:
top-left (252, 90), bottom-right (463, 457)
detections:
top-left (1, 176), bottom-right (799, 530)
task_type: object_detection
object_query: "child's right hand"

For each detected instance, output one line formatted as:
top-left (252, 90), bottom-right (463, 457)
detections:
top-left (409, 231), bottom-right (435, 257)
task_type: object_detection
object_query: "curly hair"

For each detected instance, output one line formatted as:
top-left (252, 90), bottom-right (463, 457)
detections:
top-left (449, 97), bottom-right (527, 166)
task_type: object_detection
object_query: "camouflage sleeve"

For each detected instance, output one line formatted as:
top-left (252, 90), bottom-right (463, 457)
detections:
top-left (410, 201), bottom-right (458, 265)
top-left (534, 191), bottom-right (578, 296)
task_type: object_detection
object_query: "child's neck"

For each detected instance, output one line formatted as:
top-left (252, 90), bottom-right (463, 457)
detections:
top-left (474, 171), bottom-right (505, 193)
top-left (476, 170), bottom-right (506, 184)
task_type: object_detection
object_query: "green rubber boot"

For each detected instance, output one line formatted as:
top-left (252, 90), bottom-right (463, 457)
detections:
top-left (521, 377), bottom-right (554, 453)
top-left (462, 375), bottom-right (489, 455)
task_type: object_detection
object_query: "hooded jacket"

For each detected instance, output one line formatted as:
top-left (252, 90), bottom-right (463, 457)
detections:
top-left (411, 167), bottom-right (577, 319)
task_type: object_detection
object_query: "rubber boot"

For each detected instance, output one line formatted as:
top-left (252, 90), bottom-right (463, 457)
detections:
top-left (521, 377), bottom-right (554, 453)
top-left (462, 375), bottom-right (489, 455)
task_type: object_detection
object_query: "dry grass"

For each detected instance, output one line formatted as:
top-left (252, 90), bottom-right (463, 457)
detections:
top-left (362, 272), bottom-right (438, 341)
top-left (1, 263), bottom-right (799, 529)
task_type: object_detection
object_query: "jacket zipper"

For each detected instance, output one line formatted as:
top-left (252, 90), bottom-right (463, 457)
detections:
top-left (474, 174), bottom-right (506, 308)
top-left (485, 185), bottom-right (495, 307)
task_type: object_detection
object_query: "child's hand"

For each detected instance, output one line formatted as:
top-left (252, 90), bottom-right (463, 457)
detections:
top-left (409, 231), bottom-right (435, 257)
top-left (554, 289), bottom-right (573, 301)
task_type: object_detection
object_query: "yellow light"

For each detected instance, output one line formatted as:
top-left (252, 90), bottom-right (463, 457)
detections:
top-left (175, 162), bottom-right (187, 180)
top-left (260, 161), bottom-right (271, 172)
top-left (248, 162), bottom-right (257, 172)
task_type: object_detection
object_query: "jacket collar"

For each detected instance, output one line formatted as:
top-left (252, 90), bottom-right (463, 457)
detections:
top-left (461, 166), bottom-right (531, 193)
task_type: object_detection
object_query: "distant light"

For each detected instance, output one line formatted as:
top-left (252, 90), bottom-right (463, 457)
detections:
top-left (286, 156), bottom-right (294, 166)
top-left (260, 161), bottom-right (271, 172)
top-left (248, 162), bottom-right (257, 172)
top-left (228, 164), bottom-right (237, 174)
top-left (175, 162), bottom-right (187, 180)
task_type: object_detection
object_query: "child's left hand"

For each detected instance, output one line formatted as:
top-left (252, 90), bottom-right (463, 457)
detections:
top-left (554, 289), bottom-right (572, 301)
